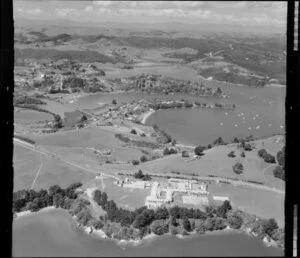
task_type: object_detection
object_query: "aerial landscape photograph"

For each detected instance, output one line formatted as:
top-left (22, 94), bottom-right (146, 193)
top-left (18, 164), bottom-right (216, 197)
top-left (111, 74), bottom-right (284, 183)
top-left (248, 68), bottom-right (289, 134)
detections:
top-left (12, 1), bottom-right (287, 256)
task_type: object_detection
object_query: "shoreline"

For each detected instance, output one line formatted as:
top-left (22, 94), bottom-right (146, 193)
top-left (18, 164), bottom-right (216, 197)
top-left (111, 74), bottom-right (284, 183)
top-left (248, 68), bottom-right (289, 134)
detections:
top-left (14, 206), bottom-right (55, 220)
top-left (13, 205), bottom-right (283, 250)
top-left (141, 109), bottom-right (156, 124)
top-left (82, 223), bottom-right (281, 250)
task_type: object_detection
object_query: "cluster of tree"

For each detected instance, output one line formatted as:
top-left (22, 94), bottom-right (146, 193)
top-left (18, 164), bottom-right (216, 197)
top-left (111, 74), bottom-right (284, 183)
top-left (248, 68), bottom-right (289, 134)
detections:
top-left (14, 95), bottom-right (46, 106)
top-left (238, 140), bottom-right (252, 151)
top-left (258, 149), bottom-right (276, 163)
top-left (53, 114), bottom-right (63, 129)
top-left (273, 165), bottom-right (285, 180)
top-left (92, 188), bottom-right (283, 245)
top-left (276, 147), bottom-right (285, 168)
top-left (273, 146), bottom-right (285, 181)
top-left (213, 137), bottom-right (226, 145)
top-left (232, 162), bottom-right (244, 174)
top-left (140, 155), bottom-right (148, 163)
top-left (62, 76), bottom-right (85, 89)
top-left (133, 170), bottom-right (152, 181)
top-left (181, 150), bottom-right (190, 158)
top-left (115, 133), bottom-right (160, 149)
top-left (84, 83), bottom-right (106, 93)
top-left (156, 130), bottom-right (172, 144)
top-left (13, 182), bottom-right (83, 213)
top-left (163, 147), bottom-right (178, 156)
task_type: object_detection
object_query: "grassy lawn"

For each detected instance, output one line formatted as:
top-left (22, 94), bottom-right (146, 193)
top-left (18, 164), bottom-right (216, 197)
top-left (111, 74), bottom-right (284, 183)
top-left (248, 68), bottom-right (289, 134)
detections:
top-left (208, 182), bottom-right (285, 227)
top-left (140, 136), bottom-right (284, 188)
top-left (13, 144), bottom-right (41, 190)
top-left (14, 109), bottom-right (53, 123)
top-left (82, 177), bottom-right (150, 210)
top-left (13, 144), bottom-right (95, 191)
top-left (29, 127), bottom-right (155, 163)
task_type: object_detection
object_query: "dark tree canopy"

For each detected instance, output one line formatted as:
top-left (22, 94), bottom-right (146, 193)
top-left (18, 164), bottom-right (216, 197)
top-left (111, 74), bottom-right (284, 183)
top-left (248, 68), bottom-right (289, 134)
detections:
top-left (194, 145), bottom-right (205, 156)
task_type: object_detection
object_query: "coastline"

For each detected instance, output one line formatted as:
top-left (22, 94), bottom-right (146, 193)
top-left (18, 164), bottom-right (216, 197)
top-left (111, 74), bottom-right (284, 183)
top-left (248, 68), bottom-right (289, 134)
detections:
top-left (82, 223), bottom-right (281, 249)
top-left (14, 206), bottom-right (55, 220)
top-left (13, 205), bottom-right (282, 250)
top-left (141, 109), bottom-right (156, 124)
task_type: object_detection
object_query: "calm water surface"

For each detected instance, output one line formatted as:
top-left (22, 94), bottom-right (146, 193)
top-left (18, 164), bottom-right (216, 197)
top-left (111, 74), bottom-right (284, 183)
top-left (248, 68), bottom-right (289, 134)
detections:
top-left (13, 209), bottom-right (283, 257)
top-left (77, 75), bottom-right (285, 145)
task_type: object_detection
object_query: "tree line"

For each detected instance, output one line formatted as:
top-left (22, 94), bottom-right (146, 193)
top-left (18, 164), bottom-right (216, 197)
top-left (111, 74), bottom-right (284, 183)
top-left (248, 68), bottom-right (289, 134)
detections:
top-left (13, 182), bottom-right (82, 213)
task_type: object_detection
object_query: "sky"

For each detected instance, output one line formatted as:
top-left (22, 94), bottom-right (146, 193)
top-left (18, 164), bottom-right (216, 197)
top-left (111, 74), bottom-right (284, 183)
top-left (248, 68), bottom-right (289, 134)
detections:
top-left (14, 1), bottom-right (287, 29)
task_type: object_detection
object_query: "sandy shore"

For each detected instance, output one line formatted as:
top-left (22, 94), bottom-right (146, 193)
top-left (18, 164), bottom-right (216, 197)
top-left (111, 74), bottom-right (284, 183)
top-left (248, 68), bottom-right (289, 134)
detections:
top-left (141, 109), bottom-right (156, 124)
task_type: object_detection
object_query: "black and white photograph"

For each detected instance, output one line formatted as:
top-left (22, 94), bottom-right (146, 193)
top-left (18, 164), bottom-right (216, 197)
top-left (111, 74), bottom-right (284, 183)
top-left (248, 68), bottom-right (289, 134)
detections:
top-left (9, 1), bottom-right (293, 256)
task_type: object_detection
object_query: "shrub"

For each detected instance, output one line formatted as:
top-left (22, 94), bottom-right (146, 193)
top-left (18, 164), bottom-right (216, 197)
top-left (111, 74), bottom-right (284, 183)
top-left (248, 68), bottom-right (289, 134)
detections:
top-left (182, 150), bottom-right (189, 157)
top-left (140, 155), bottom-right (148, 163)
top-left (243, 143), bottom-right (252, 151)
top-left (169, 148), bottom-right (177, 154)
top-left (92, 220), bottom-right (104, 230)
top-left (240, 152), bottom-right (246, 158)
top-left (261, 218), bottom-right (278, 237)
top-left (112, 99), bottom-right (117, 105)
top-left (163, 147), bottom-right (170, 156)
top-left (227, 151), bottom-right (236, 158)
top-left (258, 149), bottom-right (268, 158)
top-left (264, 154), bottom-right (276, 163)
top-left (132, 160), bottom-right (140, 165)
top-left (130, 129), bottom-right (137, 134)
top-left (151, 220), bottom-right (169, 235)
top-left (226, 211), bottom-right (243, 229)
top-left (213, 137), bottom-right (225, 145)
top-left (194, 145), bottom-right (205, 156)
top-left (273, 166), bottom-right (285, 180)
top-left (276, 147), bottom-right (285, 168)
top-left (232, 162), bottom-right (244, 174)
top-left (182, 217), bottom-right (192, 232)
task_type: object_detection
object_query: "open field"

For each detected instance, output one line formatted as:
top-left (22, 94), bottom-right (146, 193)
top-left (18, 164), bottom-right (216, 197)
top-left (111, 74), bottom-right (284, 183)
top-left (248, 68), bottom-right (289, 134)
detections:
top-left (208, 182), bottom-right (285, 226)
top-left (14, 109), bottom-right (53, 123)
top-left (83, 177), bottom-right (151, 210)
top-left (13, 143), bottom-right (95, 191)
top-left (38, 99), bottom-right (76, 118)
top-left (139, 135), bottom-right (284, 190)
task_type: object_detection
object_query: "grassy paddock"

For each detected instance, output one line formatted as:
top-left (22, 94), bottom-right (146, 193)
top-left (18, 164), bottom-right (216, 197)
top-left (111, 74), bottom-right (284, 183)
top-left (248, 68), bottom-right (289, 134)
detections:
top-left (208, 182), bottom-right (284, 226)
top-left (82, 177), bottom-right (150, 210)
top-left (13, 144), bottom-right (95, 191)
